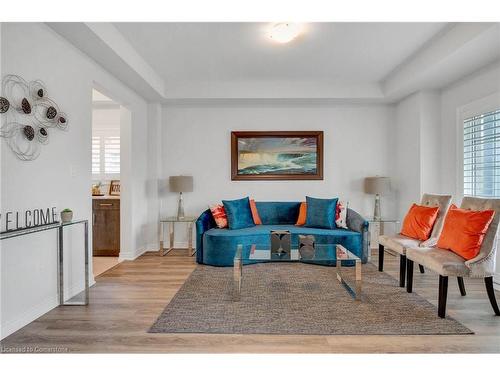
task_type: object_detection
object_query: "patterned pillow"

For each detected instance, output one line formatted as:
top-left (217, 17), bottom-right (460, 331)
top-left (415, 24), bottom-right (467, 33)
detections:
top-left (335, 200), bottom-right (349, 229)
top-left (209, 204), bottom-right (228, 229)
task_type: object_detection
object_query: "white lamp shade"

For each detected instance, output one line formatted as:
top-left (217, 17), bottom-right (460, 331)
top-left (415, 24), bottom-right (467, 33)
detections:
top-left (169, 176), bottom-right (193, 193)
top-left (364, 176), bottom-right (390, 195)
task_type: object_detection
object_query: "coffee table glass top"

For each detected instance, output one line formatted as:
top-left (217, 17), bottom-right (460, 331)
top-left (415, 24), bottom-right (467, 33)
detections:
top-left (234, 243), bottom-right (360, 263)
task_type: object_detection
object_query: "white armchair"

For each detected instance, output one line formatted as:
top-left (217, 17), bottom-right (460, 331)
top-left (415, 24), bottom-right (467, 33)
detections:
top-left (406, 196), bottom-right (500, 318)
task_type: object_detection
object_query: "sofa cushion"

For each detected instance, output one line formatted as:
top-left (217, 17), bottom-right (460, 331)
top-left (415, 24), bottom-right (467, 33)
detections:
top-left (406, 246), bottom-right (470, 277)
top-left (305, 196), bottom-right (338, 229)
top-left (254, 202), bottom-right (301, 225)
top-left (379, 234), bottom-right (421, 256)
top-left (222, 197), bottom-right (255, 230)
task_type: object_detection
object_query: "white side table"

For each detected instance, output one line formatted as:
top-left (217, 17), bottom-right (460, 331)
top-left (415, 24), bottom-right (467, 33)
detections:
top-left (159, 216), bottom-right (196, 256)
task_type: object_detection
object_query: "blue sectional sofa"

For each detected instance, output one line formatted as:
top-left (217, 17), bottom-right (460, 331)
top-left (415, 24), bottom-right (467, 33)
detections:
top-left (196, 201), bottom-right (369, 266)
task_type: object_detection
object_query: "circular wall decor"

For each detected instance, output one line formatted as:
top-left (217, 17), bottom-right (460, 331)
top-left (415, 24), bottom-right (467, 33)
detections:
top-left (0, 97), bottom-right (9, 113)
top-left (23, 125), bottom-right (35, 141)
top-left (21, 98), bottom-right (31, 114)
top-left (46, 106), bottom-right (57, 119)
top-left (0, 74), bottom-right (69, 161)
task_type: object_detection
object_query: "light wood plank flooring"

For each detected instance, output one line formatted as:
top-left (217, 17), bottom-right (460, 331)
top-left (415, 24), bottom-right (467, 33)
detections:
top-left (1, 249), bottom-right (500, 353)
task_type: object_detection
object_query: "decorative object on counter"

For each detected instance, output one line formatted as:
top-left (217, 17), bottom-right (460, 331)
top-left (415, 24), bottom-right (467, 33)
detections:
top-left (0, 74), bottom-right (69, 161)
top-left (92, 181), bottom-right (103, 196)
top-left (109, 180), bottom-right (120, 196)
top-left (364, 176), bottom-right (391, 221)
top-left (231, 131), bottom-right (323, 181)
top-left (298, 234), bottom-right (315, 259)
top-left (60, 208), bottom-right (73, 223)
top-left (169, 175), bottom-right (193, 220)
top-left (271, 230), bottom-right (291, 258)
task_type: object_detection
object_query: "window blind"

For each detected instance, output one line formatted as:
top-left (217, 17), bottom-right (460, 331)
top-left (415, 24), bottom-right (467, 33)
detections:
top-left (463, 108), bottom-right (500, 197)
top-left (92, 130), bottom-right (120, 179)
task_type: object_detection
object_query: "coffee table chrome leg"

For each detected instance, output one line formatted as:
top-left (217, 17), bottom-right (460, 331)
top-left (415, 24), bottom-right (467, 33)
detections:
top-left (233, 258), bottom-right (242, 301)
top-left (336, 258), bottom-right (362, 301)
top-left (355, 258), bottom-right (362, 301)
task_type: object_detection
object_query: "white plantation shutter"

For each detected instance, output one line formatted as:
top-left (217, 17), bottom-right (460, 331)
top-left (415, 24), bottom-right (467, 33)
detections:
top-left (463, 108), bottom-right (500, 197)
top-left (104, 136), bottom-right (120, 174)
top-left (92, 129), bottom-right (120, 179)
top-left (92, 136), bottom-right (101, 175)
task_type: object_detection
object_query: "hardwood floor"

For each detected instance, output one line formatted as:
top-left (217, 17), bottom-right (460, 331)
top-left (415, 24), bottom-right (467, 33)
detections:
top-left (1, 249), bottom-right (500, 353)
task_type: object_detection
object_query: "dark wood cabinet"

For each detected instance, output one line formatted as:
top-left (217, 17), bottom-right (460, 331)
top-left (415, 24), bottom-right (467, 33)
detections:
top-left (92, 198), bottom-right (120, 256)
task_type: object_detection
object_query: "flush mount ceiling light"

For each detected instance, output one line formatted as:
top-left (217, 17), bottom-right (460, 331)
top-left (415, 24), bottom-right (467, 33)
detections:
top-left (268, 23), bottom-right (302, 43)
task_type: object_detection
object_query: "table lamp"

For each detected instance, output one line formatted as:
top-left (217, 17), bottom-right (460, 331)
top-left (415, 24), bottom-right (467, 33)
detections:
top-left (169, 175), bottom-right (193, 220)
top-left (364, 176), bottom-right (390, 221)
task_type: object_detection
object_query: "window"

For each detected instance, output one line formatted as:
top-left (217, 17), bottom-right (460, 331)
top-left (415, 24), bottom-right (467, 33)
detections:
top-left (463, 108), bottom-right (500, 197)
top-left (92, 129), bottom-right (120, 179)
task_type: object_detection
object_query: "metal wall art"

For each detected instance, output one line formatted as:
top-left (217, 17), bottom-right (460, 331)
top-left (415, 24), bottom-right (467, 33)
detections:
top-left (0, 75), bottom-right (69, 161)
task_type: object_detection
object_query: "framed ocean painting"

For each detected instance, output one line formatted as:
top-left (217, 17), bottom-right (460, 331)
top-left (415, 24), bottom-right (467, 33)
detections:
top-left (231, 131), bottom-right (323, 180)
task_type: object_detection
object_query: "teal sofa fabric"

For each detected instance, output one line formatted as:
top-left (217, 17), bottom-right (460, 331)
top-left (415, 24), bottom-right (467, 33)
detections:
top-left (222, 197), bottom-right (255, 229)
top-left (196, 201), bottom-right (369, 267)
top-left (305, 196), bottom-right (338, 229)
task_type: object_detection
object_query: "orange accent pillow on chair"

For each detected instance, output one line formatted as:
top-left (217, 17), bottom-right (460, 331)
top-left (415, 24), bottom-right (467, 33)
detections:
top-left (295, 202), bottom-right (307, 226)
top-left (249, 199), bottom-right (262, 225)
top-left (400, 203), bottom-right (440, 241)
top-left (437, 204), bottom-right (495, 260)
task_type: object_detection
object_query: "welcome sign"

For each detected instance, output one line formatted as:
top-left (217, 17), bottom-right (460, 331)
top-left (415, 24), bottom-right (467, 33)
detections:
top-left (0, 207), bottom-right (58, 233)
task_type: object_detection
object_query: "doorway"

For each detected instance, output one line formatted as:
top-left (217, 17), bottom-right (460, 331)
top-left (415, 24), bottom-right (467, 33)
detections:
top-left (91, 88), bottom-right (122, 277)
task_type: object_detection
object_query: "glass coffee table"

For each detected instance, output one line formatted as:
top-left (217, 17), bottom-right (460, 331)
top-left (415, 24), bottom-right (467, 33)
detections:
top-left (233, 243), bottom-right (362, 301)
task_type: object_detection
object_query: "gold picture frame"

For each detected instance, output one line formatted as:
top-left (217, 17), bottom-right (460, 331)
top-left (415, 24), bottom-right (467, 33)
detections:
top-left (109, 180), bottom-right (120, 196)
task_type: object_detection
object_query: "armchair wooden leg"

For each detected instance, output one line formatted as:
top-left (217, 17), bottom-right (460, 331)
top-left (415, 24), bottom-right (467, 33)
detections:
top-left (419, 265), bottom-right (425, 274)
top-left (457, 277), bottom-right (466, 296)
top-left (378, 244), bottom-right (384, 272)
top-left (438, 275), bottom-right (448, 318)
top-left (485, 277), bottom-right (500, 316)
top-left (399, 255), bottom-right (406, 287)
top-left (406, 259), bottom-right (414, 293)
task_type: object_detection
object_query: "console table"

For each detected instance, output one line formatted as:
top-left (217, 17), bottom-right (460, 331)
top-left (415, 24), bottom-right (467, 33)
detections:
top-left (0, 219), bottom-right (89, 306)
top-left (159, 216), bottom-right (196, 256)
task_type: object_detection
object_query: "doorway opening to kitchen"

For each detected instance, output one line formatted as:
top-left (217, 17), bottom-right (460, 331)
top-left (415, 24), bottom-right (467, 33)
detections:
top-left (91, 88), bottom-right (122, 277)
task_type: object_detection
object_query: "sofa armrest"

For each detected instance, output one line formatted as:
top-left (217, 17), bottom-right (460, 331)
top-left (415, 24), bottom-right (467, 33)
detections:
top-left (346, 208), bottom-right (370, 263)
top-left (195, 209), bottom-right (216, 264)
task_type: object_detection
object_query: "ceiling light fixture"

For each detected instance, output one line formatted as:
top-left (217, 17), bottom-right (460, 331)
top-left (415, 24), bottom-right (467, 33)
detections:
top-left (268, 23), bottom-right (302, 44)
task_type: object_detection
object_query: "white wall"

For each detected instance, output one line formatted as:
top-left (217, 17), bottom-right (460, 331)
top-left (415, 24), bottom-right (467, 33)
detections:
top-left (0, 22), bottom-right (158, 339)
top-left (161, 104), bottom-right (396, 246)
top-left (391, 90), bottom-right (442, 219)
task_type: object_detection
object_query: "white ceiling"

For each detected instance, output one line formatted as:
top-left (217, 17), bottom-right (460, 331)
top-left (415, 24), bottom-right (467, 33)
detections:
top-left (49, 22), bottom-right (500, 102)
top-left (114, 22), bottom-right (446, 95)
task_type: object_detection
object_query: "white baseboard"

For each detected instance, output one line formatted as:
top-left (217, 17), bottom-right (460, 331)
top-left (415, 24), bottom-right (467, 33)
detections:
top-left (0, 278), bottom-right (96, 341)
top-left (119, 245), bottom-right (152, 261)
top-left (1, 294), bottom-right (58, 340)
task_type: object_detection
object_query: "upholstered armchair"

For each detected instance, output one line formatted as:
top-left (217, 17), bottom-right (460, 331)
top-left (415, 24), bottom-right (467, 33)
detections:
top-left (378, 194), bottom-right (452, 287)
top-left (406, 196), bottom-right (500, 318)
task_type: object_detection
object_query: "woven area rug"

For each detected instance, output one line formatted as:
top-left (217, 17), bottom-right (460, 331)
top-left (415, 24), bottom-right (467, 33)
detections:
top-left (149, 263), bottom-right (473, 335)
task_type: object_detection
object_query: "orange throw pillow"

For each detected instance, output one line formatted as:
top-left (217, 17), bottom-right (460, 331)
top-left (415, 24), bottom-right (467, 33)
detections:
top-left (400, 203), bottom-right (440, 241)
top-left (249, 199), bottom-right (262, 225)
top-left (296, 202), bottom-right (307, 226)
top-left (437, 204), bottom-right (495, 260)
